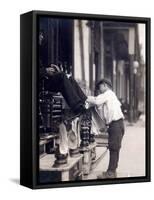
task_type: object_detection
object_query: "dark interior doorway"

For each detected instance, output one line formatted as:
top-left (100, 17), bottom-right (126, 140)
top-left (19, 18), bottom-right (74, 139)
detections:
top-left (39, 17), bottom-right (73, 74)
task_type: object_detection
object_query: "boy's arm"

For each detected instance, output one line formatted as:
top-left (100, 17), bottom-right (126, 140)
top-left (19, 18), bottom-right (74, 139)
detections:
top-left (87, 93), bottom-right (107, 106)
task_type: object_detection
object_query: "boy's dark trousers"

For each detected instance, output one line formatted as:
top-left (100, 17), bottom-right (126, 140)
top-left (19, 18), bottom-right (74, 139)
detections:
top-left (107, 119), bottom-right (125, 172)
top-left (44, 72), bottom-right (87, 113)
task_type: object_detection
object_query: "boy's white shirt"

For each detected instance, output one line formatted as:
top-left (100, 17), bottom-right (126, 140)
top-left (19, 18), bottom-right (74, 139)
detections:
top-left (87, 89), bottom-right (124, 124)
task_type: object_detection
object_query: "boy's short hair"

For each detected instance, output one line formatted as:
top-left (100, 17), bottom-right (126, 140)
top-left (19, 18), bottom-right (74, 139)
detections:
top-left (96, 78), bottom-right (112, 90)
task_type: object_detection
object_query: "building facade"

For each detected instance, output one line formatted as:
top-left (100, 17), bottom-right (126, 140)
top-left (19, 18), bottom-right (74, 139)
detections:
top-left (39, 17), bottom-right (145, 122)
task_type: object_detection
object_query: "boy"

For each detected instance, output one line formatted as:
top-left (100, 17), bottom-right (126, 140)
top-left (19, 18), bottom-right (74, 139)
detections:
top-left (87, 79), bottom-right (125, 178)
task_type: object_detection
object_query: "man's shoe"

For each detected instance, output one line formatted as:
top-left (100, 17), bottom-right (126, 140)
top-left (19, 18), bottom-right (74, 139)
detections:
top-left (97, 170), bottom-right (117, 179)
top-left (46, 64), bottom-right (61, 76)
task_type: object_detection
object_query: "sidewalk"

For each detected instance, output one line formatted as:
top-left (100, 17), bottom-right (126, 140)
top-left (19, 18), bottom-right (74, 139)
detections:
top-left (85, 119), bottom-right (145, 179)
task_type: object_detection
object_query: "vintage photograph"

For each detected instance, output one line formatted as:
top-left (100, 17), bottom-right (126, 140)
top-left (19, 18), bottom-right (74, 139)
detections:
top-left (38, 15), bottom-right (147, 184)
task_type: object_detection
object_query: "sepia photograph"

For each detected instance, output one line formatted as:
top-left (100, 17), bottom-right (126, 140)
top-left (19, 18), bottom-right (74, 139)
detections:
top-left (37, 13), bottom-right (150, 186)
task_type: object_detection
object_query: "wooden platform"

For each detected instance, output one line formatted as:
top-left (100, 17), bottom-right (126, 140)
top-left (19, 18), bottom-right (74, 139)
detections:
top-left (39, 154), bottom-right (83, 183)
top-left (39, 144), bottom-right (108, 183)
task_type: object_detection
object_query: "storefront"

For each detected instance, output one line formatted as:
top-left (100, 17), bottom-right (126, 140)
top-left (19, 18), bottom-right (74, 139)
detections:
top-left (39, 17), bottom-right (144, 122)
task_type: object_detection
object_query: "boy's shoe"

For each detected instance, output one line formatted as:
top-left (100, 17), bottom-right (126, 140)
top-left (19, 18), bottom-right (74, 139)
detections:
top-left (97, 170), bottom-right (117, 179)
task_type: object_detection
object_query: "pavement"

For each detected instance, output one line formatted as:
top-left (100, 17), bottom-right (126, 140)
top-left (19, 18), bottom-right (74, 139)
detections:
top-left (84, 118), bottom-right (146, 179)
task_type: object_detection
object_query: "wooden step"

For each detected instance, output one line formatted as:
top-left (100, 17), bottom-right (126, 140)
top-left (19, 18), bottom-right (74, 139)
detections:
top-left (39, 154), bottom-right (83, 183)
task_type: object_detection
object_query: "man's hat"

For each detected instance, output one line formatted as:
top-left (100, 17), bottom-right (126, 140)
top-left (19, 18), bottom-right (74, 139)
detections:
top-left (96, 78), bottom-right (112, 89)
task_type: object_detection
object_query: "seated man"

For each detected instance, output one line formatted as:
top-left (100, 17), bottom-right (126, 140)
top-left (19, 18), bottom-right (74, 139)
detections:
top-left (40, 64), bottom-right (87, 118)
top-left (40, 64), bottom-right (89, 162)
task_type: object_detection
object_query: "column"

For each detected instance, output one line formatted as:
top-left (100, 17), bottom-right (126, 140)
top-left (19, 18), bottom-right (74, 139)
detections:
top-left (128, 28), bottom-right (135, 124)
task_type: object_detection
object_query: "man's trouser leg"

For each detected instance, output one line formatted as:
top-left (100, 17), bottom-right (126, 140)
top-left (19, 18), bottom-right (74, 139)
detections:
top-left (107, 119), bottom-right (124, 172)
top-left (69, 77), bottom-right (87, 103)
top-left (44, 72), bottom-right (86, 113)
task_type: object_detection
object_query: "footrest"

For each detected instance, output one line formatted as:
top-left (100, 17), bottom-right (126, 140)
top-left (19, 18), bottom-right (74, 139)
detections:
top-left (39, 134), bottom-right (57, 156)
